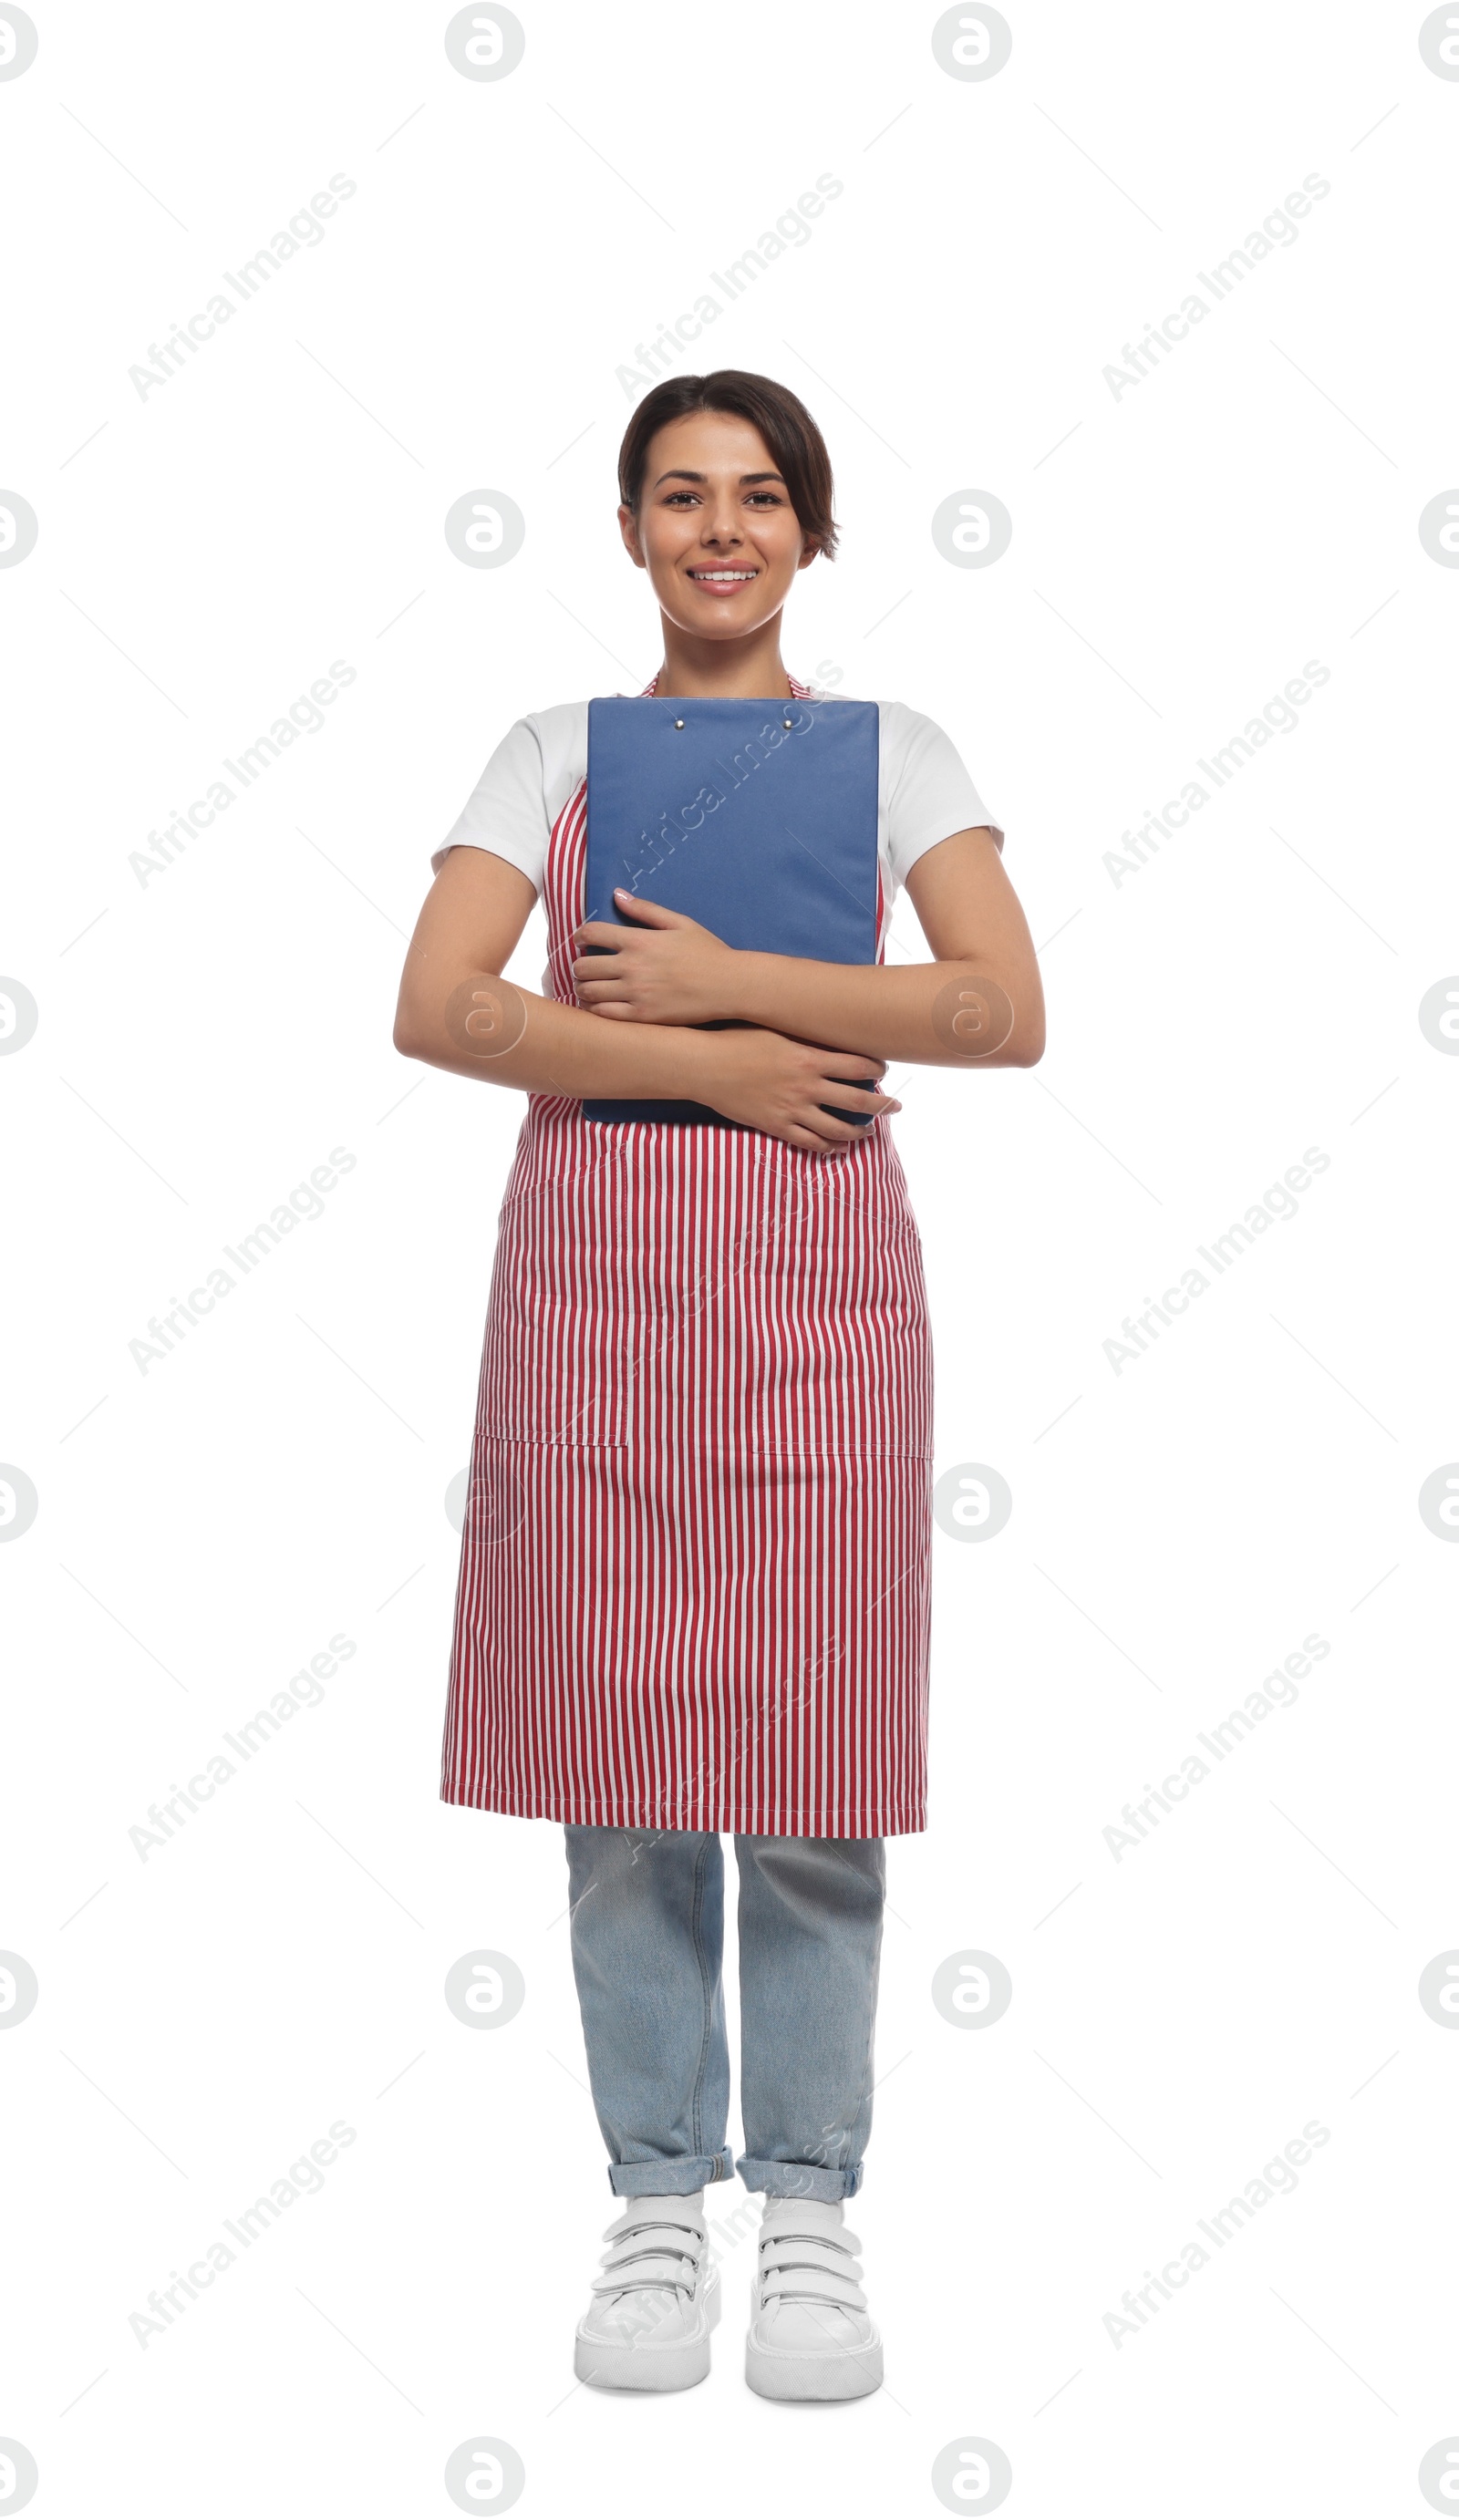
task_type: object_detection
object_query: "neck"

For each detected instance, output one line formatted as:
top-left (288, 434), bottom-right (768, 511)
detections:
top-left (654, 611), bottom-right (794, 700)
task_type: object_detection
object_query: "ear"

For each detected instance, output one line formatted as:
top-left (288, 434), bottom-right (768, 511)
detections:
top-left (795, 540), bottom-right (822, 572)
top-left (617, 503), bottom-right (647, 569)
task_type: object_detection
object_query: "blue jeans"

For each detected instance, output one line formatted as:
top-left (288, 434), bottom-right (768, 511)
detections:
top-left (563, 1826), bottom-right (885, 2202)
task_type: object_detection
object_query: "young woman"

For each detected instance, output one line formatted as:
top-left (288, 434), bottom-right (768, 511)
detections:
top-left (394, 371), bottom-right (1044, 2403)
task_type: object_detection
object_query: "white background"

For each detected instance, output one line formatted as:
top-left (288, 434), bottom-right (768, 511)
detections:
top-left (3, 1), bottom-right (1458, 2513)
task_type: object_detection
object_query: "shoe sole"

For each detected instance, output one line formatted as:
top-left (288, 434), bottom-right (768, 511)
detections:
top-left (744, 2331), bottom-right (884, 2402)
top-left (574, 2270), bottom-right (721, 2392)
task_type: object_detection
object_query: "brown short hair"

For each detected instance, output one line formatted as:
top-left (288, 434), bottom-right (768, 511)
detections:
top-left (617, 370), bottom-right (839, 561)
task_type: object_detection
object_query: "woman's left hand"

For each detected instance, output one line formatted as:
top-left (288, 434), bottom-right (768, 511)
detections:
top-left (572, 893), bottom-right (740, 1025)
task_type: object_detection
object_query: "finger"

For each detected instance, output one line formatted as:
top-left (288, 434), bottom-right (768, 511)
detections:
top-left (816, 1086), bottom-right (902, 1121)
top-left (797, 1106), bottom-right (872, 1143)
top-left (820, 1054), bottom-right (888, 1081)
top-left (575, 982), bottom-right (637, 1007)
top-left (584, 1001), bottom-right (638, 1021)
top-left (574, 922), bottom-right (630, 950)
top-left (784, 1124), bottom-right (854, 1157)
top-left (610, 890), bottom-right (689, 928)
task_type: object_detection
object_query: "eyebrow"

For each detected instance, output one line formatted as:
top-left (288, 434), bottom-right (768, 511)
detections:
top-left (650, 468), bottom-right (787, 490)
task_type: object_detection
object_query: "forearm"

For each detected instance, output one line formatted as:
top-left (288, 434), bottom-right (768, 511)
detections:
top-left (394, 971), bottom-right (716, 1100)
top-left (727, 952), bottom-right (1038, 1068)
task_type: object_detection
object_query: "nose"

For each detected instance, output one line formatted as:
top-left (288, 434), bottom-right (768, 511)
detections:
top-left (698, 491), bottom-right (743, 547)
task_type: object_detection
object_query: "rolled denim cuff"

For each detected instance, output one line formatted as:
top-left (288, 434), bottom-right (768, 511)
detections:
top-left (736, 2152), bottom-right (863, 2202)
top-left (608, 2147), bottom-right (735, 2196)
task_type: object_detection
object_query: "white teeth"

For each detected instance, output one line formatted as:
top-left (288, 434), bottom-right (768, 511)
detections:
top-left (692, 570), bottom-right (755, 581)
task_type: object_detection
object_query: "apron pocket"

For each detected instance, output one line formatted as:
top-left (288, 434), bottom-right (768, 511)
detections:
top-left (473, 1203), bottom-right (634, 1447)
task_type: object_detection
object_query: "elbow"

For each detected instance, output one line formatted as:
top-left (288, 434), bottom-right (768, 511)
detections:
top-left (392, 976), bottom-right (439, 1063)
top-left (1008, 969), bottom-right (1046, 1067)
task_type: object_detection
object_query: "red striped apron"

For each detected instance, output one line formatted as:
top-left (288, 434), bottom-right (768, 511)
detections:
top-left (440, 675), bottom-right (933, 1837)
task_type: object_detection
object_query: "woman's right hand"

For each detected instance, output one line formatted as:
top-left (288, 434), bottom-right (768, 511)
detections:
top-left (691, 1027), bottom-right (902, 1154)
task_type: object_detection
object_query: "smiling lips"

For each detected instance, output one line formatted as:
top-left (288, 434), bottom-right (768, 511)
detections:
top-left (688, 566), bottom-right (759, 593)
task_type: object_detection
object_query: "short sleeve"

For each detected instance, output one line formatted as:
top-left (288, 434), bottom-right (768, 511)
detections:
top-left (881, 704), bottom-right (1003, 887)
top-left (430, 716), bottom-right (551, 887)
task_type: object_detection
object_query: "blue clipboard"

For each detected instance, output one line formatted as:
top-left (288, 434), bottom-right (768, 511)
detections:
top-left (582, 694), bottom-right (880, 1125)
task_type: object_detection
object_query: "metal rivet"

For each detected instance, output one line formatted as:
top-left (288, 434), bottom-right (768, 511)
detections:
top-left (674, 718), bottom-right (685, 728)
top-left (782, 717), bottom-right (793, 728)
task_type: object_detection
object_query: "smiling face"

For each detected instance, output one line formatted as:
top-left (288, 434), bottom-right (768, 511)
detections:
top-left (617, 407), bottom-right (820, 643)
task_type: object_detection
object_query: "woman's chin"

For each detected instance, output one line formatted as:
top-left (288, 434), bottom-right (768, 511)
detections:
top-left (660, 602), bottom-right (778, 642)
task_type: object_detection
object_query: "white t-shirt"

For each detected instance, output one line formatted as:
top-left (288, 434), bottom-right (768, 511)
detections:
top-left (431, 693), bottom-right (1003, 903)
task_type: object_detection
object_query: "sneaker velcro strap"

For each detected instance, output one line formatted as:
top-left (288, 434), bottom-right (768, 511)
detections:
top-left (760, 2236), bottom-right (861, 2280)
top-left (592, 2263), bottom-right (698, 2298)
top-left (591, 2273), bottom-right (698, 2299)
top-left (760, 2205), bottom-right (863, 2246)
top-left (607, 2205), bottom-right (705, 2234)
top-left (760, 2265), bottom-right (868, 2312)
top-left (594, 2242), bottom-right (699, 2291)
top-left (602, 2224), bottom-right (702, 2259)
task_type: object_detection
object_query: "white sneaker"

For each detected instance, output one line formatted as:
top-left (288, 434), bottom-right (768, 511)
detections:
top-left (744, 2196), bottom-right (883, 2401)
top-left (574, 2192), bottom-right (721, 2391)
